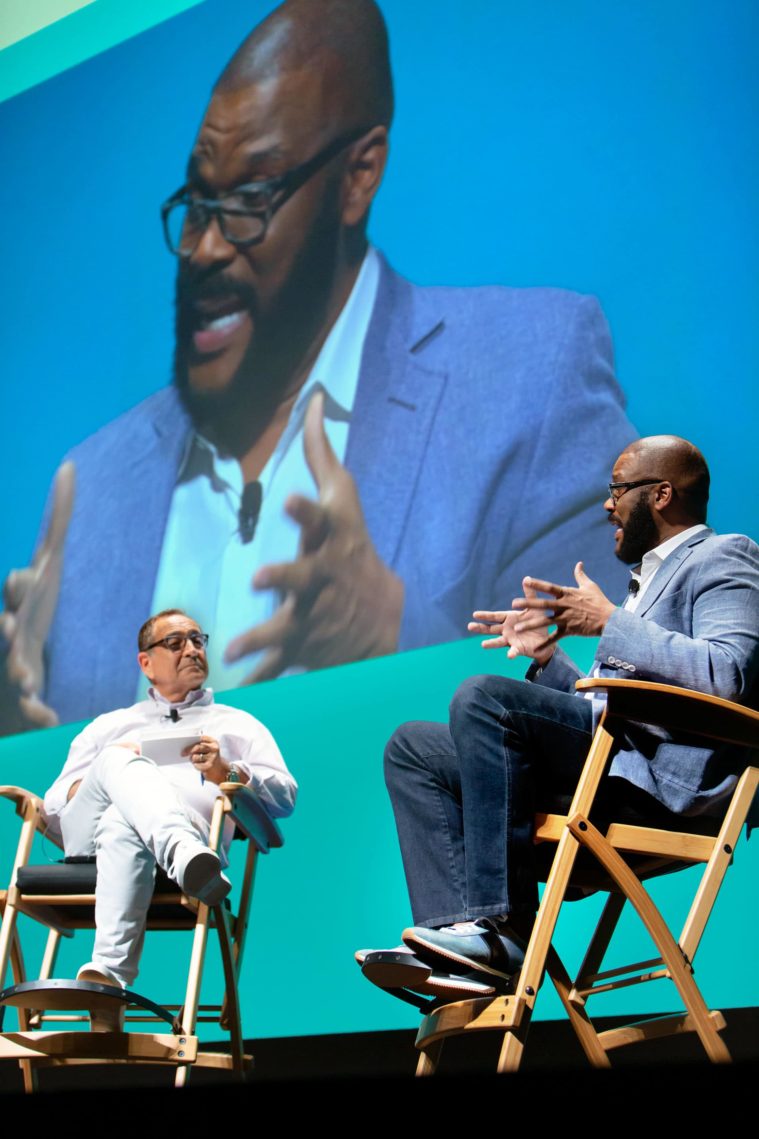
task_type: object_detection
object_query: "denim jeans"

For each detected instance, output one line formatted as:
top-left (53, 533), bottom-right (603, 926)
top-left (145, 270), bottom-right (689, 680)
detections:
top-left (384, 674), bottom-right (596, 927)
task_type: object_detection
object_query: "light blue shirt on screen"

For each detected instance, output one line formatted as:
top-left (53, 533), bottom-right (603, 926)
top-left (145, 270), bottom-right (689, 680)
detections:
top-left (139, 248), bottom-right (381, 696)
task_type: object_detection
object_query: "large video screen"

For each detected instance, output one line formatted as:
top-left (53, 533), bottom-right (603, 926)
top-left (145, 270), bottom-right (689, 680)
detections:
top-left (3, 0), bottom-right (755, 736)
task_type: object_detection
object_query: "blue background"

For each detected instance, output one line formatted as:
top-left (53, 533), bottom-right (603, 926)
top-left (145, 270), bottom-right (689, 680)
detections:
top-left (0, 0), bottom-right (757, 1045)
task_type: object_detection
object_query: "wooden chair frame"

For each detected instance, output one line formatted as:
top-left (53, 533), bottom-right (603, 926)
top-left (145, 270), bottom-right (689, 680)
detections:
top-left (0, 780), bottom-right (283, 1092)
top-left (414, 679), bottom-right (759, 1075)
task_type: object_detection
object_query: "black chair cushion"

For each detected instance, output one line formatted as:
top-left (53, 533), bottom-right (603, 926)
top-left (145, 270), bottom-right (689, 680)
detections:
top-left (16, 860), bottom-right (178, 896)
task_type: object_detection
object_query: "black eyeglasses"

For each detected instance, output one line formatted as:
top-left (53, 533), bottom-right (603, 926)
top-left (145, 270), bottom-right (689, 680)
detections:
top-left (145, 632), bottom-right (209, 653)
top-left (161, 128), bottom-right (367, 258)
top-left (608, 478), bottom-right (665, 505)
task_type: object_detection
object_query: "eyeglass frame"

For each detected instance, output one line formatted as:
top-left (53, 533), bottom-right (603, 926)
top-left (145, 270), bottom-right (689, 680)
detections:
top-left (607, 478), bottom-right (667, 505)
top-left (160, 126), bottom-right (369, 258)
top-left (144, 631), bottom-right (210, 653)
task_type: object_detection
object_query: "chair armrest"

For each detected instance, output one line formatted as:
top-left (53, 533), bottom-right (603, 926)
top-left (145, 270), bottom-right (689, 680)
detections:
top-left (0, 785), bottom-right (46, 820)
top-left (219, 783), bottom-right (284, 853)
top-left (0, 784), bottom-right (62, 848)
top-left (575, 679), bottom-right (759, 749)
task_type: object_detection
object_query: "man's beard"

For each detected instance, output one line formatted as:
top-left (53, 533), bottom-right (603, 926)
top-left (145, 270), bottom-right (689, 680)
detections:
top-left (616, 494), bottom-right (659, 564)
top-left (172, 271), bottom-right (258, 430)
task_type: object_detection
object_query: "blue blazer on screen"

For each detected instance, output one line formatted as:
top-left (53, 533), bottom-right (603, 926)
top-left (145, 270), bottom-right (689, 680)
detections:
top-left (43, 256), bottom-right (636, 722)
top-left (536, 529), bottom-right (759, 815)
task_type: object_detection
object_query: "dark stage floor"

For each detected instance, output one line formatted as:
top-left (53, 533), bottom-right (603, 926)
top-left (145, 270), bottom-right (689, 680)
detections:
top-left (0, 1007), bottom-right (756, 1110)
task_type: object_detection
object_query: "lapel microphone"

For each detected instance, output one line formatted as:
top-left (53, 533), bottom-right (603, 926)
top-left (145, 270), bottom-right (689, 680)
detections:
top-left (169, 708), bottom-right (180, 722)
top-left (628, 578), bottom-right (640, 596)
top-left (239, 481), bottom-right (263, 544)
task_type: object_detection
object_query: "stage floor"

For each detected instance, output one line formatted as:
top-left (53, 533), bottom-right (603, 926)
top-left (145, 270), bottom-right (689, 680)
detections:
top-left (0, 1006), bottom-right (756, 1095)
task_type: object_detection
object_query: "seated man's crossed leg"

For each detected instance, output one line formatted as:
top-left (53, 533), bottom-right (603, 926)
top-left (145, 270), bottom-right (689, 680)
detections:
top-left (60, 744), bottom-right (230, 992)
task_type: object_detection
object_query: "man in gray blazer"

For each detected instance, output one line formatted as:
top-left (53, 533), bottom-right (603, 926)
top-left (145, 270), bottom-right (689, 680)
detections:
top-left (365, 435), bottom-right (759, 997)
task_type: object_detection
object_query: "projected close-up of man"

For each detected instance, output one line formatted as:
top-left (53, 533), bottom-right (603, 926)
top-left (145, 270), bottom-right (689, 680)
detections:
top-left (1, 0), bottom-right (637, 734)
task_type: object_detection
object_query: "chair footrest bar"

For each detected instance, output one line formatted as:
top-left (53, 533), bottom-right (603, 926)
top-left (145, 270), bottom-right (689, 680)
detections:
top-left (0, 1031), bottom-right (198, 1063)
top-left (416, 994), bottom-right (525, 1051)
top-left (570, 968), bottom-right (670, 1002)
top-left (575, 955), bottom-right (665, 987)
top-left (598, 1009), bottom-right (726, 1052)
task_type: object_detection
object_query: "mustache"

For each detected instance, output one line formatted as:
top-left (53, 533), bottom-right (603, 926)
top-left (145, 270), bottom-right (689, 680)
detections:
top-left (175, 270), bottom-right (257, 314)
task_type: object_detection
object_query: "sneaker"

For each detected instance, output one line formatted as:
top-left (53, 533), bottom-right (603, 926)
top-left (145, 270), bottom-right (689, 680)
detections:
top-left (359, 949), bottom-right (500, 1000)
top-left (403, 919), bottom-right (526, 982)
top-left (76, 962), bottom-right (125, 988)
top-left (172, 844), bottom-right (231, 906)
top-left (76, 963), bottom-right (126, 1032)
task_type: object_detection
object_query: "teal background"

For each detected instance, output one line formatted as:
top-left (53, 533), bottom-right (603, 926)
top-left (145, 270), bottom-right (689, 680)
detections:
top-left (1, 635), bottom-right (756, 1041)
top-left (0, 0), bottom-right (757, 1043)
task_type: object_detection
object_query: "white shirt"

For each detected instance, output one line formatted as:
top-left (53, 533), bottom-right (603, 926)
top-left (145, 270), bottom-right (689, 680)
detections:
top-left (43, 687), bottom-right (297, 844)
top-left (141, 247), bottom-right (381, 696)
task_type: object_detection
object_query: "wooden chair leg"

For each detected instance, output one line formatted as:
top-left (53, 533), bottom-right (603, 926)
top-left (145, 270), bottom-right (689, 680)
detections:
top-left (7, 928), bottom-right (37, 1092)
top-left (568, 814), bottom-right (731, 1063)
top-left (175, 795), bottom-right (227, 1087)
top-left (215, 905), bottom-right (245, 1076)
top-left (416, 1039), bottom-right (443, 1076)
top-left (545, 945), bottom-right (610, 1067)
top-left (174, 900), bottom-right (212, 1088)
top-left (679, 767), bottom-right (759, 962)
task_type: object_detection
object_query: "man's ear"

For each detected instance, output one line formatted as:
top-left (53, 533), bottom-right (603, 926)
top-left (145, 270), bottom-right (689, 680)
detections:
top-left (341, 126), bottom-right (388, 227)
top-left (653, 481), bottom-right (674, 512)
top-left (137, 651), bottom-right (153, 682)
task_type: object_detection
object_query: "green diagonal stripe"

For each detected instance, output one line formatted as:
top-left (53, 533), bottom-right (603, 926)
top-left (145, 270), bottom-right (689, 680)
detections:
top-left (0, 0), bottom-right (205, 104)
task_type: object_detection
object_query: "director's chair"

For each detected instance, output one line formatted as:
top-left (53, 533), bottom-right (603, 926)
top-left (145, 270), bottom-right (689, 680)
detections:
top-left (410, 680), bottom-right (759, 1074)
top-left (0, 779), bottom-right (283, 1092)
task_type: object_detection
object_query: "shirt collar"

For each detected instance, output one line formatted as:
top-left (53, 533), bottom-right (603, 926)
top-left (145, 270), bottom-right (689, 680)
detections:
top-left (630, 523), bottom-right (708, 587)
top-left (147, 686), bottom-right (214, 712)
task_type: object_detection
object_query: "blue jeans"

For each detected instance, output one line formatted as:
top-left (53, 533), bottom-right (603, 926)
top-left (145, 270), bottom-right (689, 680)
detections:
top-left (384, 674), bottom-right (596, 927)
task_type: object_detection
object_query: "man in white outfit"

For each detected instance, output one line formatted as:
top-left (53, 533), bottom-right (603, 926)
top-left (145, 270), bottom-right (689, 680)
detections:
top-left (43, 608), bottom-right (296, 1011)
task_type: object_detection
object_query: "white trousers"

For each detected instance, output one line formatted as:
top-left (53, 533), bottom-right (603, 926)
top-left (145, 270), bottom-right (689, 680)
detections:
top-left (59, 746), bottom-right (209, 986)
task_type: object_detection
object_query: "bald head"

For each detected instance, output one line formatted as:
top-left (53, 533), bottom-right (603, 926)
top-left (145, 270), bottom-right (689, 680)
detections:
top-left (623, 435), bottom-right (710, 523)
top-left (216, 0), bottom-right (394, 133)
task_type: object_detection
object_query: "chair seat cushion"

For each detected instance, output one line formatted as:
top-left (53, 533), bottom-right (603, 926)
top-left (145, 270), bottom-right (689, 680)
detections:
top-left (14, 860), bottom-right (198, 926)
top-left (16, 861), bottom-right (178, 896)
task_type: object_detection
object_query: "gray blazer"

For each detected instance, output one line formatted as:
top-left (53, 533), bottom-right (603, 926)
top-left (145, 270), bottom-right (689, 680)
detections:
top-left (536, 529), bottom-right (759, 815)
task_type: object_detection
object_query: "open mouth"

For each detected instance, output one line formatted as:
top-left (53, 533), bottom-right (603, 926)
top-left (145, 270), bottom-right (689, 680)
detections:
top-left (189, 295), bottom-right (251, 356)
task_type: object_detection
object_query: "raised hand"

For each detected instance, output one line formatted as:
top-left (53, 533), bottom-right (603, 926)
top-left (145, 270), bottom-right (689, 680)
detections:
top-left (510, 561), bottom-right (616, 653)
top-left (224, 391), bottom-right (403, 683)
top-left (0, 462), bottom-right (75, 734)
top-left (469, 580), bottom-right (556, 664)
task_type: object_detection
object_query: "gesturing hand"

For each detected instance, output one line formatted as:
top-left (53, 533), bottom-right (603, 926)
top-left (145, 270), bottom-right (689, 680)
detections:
top-left (468, 580), bottom-right (556, 664)
top-left (510, 561), bottom-right (616, 653)
top-left (0, 462), bottom-right (75, 734)
top-left (224, 391), bottom-right (404, 683)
